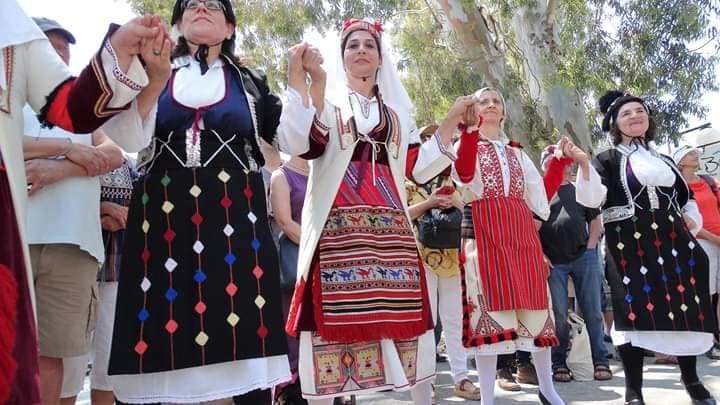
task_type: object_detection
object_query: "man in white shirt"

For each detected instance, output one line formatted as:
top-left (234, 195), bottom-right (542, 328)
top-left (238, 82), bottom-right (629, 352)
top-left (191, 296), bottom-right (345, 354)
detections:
top-left (23, 17), bottom-right (124, 405)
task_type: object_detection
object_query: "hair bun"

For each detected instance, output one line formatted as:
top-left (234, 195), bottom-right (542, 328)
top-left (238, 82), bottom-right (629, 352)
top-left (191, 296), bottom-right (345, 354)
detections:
top-left (599, 90), bottom-right (624, 114)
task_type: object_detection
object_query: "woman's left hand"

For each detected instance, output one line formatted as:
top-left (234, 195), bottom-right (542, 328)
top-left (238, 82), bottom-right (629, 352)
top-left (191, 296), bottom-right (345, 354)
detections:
top-left (140, 24), bottom-right (173, 85)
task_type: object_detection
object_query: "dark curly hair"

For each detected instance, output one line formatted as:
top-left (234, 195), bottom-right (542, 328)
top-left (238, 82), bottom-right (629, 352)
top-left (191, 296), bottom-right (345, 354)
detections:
top-left (599, 90), bottom-right (655, 145)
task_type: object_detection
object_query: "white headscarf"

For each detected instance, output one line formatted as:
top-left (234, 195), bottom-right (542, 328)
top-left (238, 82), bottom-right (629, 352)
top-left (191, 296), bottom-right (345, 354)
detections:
top-left (0, 0), bottom-right (45, 90)
top-left (321, 19), bottom-right (414, 129)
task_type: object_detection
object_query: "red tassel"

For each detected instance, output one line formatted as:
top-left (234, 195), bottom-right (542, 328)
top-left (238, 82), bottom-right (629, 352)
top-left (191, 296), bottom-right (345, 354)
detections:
top-left (0, 264), bottom-right (18, 404)
top-left (45, 80), bottom-right (76, 133)
top-left (405, 144), bottom-right (421, 180)
top-left (543, 157), bottom-right (574, 201)
top-left (454, 130), bottom-right (480, 183)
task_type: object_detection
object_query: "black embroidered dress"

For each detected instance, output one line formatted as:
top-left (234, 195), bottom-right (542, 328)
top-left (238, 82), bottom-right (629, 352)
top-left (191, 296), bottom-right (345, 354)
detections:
top-left (108, 57), bottom-right (289, 403)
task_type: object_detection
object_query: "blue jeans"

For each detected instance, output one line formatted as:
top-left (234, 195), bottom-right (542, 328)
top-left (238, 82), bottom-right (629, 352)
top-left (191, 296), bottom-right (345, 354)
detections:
top-left (549, 248), bottom-right (609, 368)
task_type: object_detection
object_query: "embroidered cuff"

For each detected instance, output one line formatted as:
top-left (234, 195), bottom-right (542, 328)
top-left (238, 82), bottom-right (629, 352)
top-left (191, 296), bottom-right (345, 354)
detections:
top-left (433, 131), bottom-right (457, 162)
top-left (309, 114), bottom-right (330, 145)
top-left (102, 39), bottom-right (143, 91)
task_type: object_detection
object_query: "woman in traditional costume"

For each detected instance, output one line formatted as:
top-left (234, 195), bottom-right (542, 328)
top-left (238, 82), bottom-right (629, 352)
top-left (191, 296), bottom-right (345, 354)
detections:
top-left (449, 87), bottom-right (564, 405)
top-left (571, 90), bottom-right (717, 405)
top-left (278, 18), bottom-right (450, 405)
top-left (107, 0), bottom-right (290, 403)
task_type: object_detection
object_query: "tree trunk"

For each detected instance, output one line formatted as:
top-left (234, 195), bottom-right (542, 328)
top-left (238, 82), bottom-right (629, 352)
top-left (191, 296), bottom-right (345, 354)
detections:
top-left (511, 2), bottom-right (593, 150)
top-left (432, 0), bottom-right (538, 150)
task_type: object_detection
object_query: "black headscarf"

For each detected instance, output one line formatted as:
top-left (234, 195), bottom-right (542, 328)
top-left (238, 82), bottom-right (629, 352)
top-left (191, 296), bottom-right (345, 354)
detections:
top-left (170, 0), bottom-right (236, 74)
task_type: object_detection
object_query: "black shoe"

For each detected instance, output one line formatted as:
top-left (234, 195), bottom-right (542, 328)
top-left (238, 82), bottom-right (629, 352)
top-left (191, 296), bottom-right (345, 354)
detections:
top-left (685, 381), bottom-right (717, 404)
top-left (436, 353), bottom-right (448, 363)
top-left (624, 399), bottom-right (645, 405)
top-left (604, 334), bottom-right (612, 343)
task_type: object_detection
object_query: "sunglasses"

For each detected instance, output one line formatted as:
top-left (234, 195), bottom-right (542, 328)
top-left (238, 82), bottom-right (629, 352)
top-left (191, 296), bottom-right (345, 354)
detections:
top-left (184, 0), bottom-right (225, 12)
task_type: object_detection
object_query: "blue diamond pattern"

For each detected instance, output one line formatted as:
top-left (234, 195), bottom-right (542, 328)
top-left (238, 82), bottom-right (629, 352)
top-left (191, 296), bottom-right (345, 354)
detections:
top-left (251, 239), bottom-right (261, 251)
top-left (661, 274), bottom-right (669, 283)
top-left (194, 270), bottom-right (207, 284)
top-left (675, 266), bottom-right (683, 274)
top-left (224, 253), bottom-right (236, 265)
top-left (688, 259), bottom-right (696, 266)
top-left (643, 284), bottom-right (652, 293)
top-left (138, 309), bottom-right (150, 321)
top-left (165, 288), bottom-right (178, 302)
top-left (625, 294), bottom-right (634, 303)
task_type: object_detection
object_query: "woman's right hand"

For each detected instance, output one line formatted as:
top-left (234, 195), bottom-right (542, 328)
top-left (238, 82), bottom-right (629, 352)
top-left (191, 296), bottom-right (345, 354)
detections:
top-left (66, 143), bottom-right (111, 177)
top-left (302, 45), bottom-right (325, 82)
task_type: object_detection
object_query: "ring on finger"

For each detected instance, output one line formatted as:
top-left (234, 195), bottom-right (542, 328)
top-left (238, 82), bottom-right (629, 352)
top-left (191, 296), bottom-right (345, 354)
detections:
top-left (152, 49), bottom-right (161, 56)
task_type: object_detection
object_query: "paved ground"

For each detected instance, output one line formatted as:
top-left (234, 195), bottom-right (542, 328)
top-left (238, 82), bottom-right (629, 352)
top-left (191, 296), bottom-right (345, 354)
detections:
top-left (75, 346), bottom-right (720, 404)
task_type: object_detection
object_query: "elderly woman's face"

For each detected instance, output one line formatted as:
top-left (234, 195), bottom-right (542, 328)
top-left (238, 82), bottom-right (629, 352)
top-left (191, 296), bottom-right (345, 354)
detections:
top-left (343, 30), bottom-right (381, 80)
top-left (179, 0), bottom-right (233, 46)
top-left (474, 90), bottom-right (505, 127)
top-left (679, 151), bottom-right (700, 171)
top-left (616, 101), bottom-right (649, 137)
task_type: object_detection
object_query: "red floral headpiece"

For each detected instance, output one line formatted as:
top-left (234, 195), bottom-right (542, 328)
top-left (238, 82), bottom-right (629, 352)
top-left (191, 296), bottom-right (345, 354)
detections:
top-left (341, 18), bottom-right (383, 49)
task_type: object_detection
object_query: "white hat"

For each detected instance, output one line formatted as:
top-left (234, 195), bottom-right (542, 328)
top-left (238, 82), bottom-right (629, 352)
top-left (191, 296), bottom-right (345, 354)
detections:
top-left (672, 144), bottom-right (701, 165)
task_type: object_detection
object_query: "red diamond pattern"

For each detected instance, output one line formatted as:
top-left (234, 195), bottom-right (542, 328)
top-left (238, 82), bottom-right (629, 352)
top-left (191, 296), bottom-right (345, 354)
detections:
top-left (665, 294), bottom-right (672, 301)
top-left (257, 325), bottom-right (268, 339)
top-left (244, 186), bottom-right (253, 199)
top-left (620, 259), bottom-right (628, 268)
top-left (225, 282), bottom-right (238, 297)
top-left (669, 231), bottom-right (678, 239)
top-left (141, 248), bottom-right (151, 263)
top-left (646, 302), bottom-right (655, 311)
top-left (627, 312), bottom-right (637, 321)
top-left (165, 320), bottom-right (178, 334)
top-left (636, 249), bottom-right (645, 257)
top-left (220, 196), bottom-right (233, 208)
top-left (699, 314), bottom-right (706, 321)
top-left (252, 266), bottom-right (264, 279)
top-left (653, 239), bottom-right (662, 248)
top-left (134, 340), bottom-right (148, 355)
top-left (341, 352), bottom-right (355, 368)
top-left (677, 284), bottom-right (686, 293)
top-left (163, 229), bottom-right (176, 242)
top-left (690, 277), bottom-right (696, 285)
top-left (191, 212), bottom-right (204, 225)
top-left (195, 301), bottom-right (207, 314)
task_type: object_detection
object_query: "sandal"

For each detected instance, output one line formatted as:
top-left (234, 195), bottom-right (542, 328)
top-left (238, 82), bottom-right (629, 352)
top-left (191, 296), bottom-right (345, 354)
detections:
top-left (552, 366), bottom-right (572, 383)
top-left (453, 378), bottom-right (482, 400)
top-left (594, 364), bottom-right (613, 381)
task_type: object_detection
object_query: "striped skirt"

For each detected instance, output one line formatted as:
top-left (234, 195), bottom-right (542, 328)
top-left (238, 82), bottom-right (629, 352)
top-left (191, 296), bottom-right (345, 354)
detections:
top-left (460, 196), bottom-right (557, 353)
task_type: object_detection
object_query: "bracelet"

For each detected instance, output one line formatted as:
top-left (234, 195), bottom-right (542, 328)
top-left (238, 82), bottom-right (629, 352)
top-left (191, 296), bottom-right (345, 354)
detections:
top-left (49, 138), bottom-right (73, 160)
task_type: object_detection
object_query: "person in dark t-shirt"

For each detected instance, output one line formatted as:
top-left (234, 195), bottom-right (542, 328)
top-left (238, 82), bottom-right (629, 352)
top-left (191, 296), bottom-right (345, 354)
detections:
top-left (540, 145), bottom-right (611, 382)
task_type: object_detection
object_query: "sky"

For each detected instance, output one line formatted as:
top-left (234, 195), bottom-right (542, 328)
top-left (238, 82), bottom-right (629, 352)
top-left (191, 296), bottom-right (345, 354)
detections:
top-left (16, 0), bottom-right (720, 143)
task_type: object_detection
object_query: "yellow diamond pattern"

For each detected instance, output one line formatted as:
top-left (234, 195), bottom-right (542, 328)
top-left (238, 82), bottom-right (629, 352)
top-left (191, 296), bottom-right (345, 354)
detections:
top-left (142, 220), bottom-right (150, 233)
top-left (680, 304), bottom-right (688, 312)
top-left (633, 232), bottom-right (642, 240)
top-left (650, 223), bottom-right (658, 230)
top-left (226, 312), bottom-right (239, 326)
top-left (254, 295), bottom-right (266, 309)
top-left (161, 201), bottom-right (175, 213)
top-left (189, 185), bottom-right (202, 197)
top-left (695, 295), bottom-right (701, 304)
top-left (668, 312), bottom-right (675, 320)
top-left (617, 242), bottom-right (624, 250)
top-left (217, 170), bottom-right (231, 183)
top-left (195, 332), bottom-right (209, 346)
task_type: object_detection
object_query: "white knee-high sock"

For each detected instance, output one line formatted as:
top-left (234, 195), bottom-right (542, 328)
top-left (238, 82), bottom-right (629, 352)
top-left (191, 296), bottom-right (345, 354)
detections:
top-left (533, 348), bottom-right (565, 405)
top-left (410, 380), bottom-right (433, 405)
top-left (307, 398), bottom-right (334, 405)
top-left (474, 354), bottom-right (498, 405)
